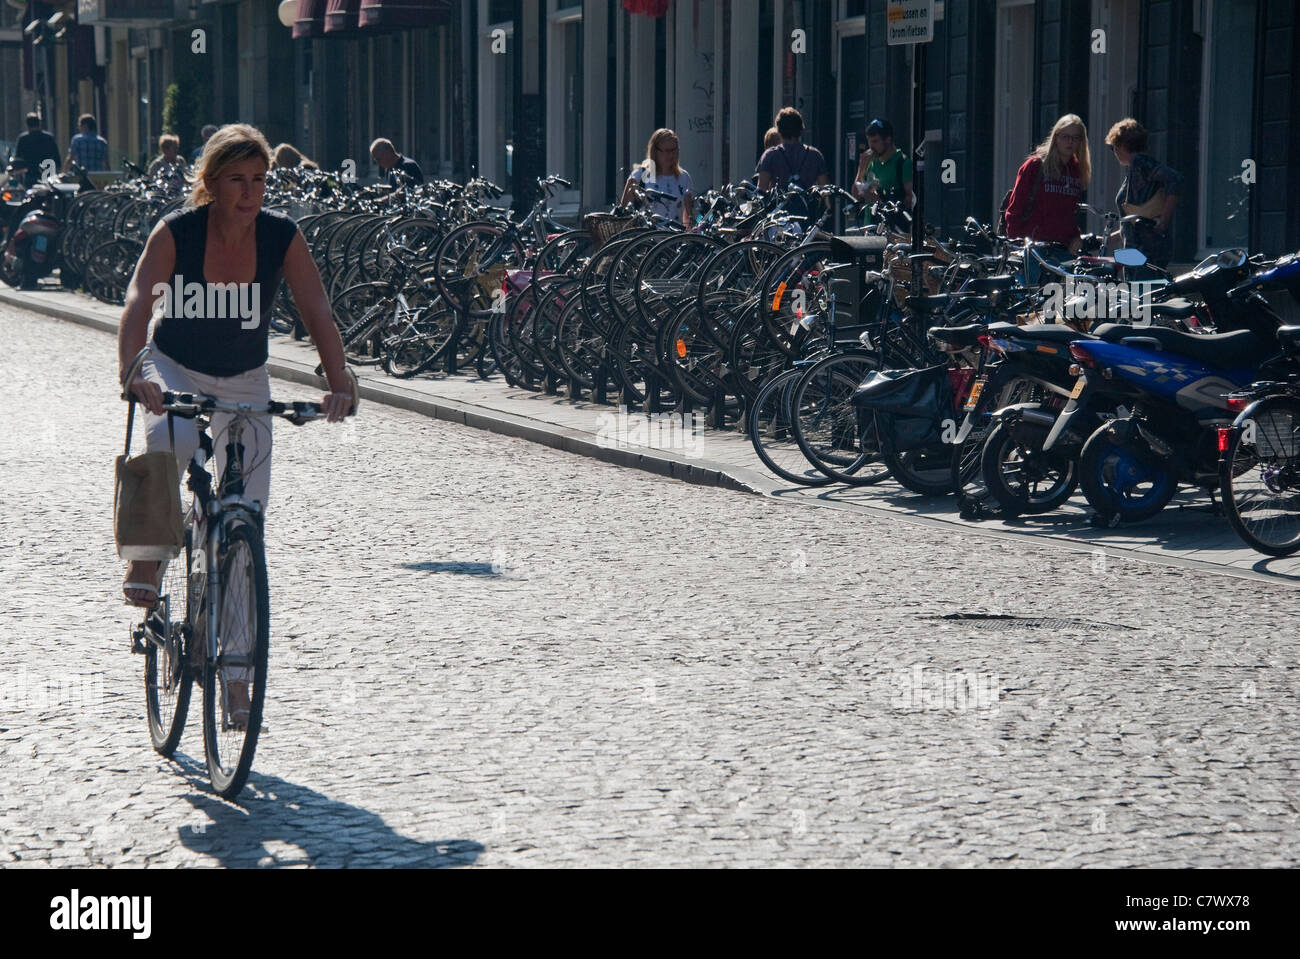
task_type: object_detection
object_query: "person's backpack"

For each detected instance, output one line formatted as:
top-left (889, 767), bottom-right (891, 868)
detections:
top-left (775, 143), bottom-right (821, 221)
top-left (996, 158), bottom-right (1043, 237)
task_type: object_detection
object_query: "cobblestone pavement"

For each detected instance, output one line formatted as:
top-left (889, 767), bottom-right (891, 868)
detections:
top-left (2, 306), bottom-right (1299, 868)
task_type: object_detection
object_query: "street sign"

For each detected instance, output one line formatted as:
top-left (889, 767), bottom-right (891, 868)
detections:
top-left (887, 0), bottom-right (935, 45)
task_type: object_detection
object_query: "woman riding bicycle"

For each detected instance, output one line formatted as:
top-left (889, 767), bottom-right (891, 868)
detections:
top-left (117, 123), bottom-right (352, 618)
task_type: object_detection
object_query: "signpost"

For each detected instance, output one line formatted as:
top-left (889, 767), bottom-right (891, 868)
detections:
top-left (887, 0), bottom-right (934, 272)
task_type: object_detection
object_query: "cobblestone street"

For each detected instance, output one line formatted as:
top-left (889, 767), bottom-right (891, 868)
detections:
top-left (3, 306), bottom-right (1299, 867)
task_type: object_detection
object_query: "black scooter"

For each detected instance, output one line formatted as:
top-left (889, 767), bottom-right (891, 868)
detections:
top-left (1, 163), bottom-right (94, 290)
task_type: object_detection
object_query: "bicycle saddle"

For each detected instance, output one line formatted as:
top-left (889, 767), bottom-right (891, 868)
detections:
top-left (967, 275), bottom-right (1016, 294)
top-left (928, 324), bottom-right (986, 348)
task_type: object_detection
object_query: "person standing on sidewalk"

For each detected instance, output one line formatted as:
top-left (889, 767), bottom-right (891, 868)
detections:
top-left (619, 129), bottom-right (694, 227)
top-left (1104, 118), bottom-right (1182, 268)
top-left (118, 124), bottom-right (354, 610)
top-left (755, 107), bottom-right (829, 222)
top-left (853, 118), bottom-right (914, 227)
top-left (1003, 113), bottom-right (1091, 254)
top-left (191, 124), bottom-right (218, 165)
top-left (370, 138), bottom-right (424, 186)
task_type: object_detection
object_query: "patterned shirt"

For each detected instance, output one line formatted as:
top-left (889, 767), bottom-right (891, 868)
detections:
top-left (67, 132), bottom-right (108, 171)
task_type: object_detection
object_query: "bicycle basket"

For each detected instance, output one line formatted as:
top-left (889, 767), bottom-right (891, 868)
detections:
top-left (584, 212), bottom-right (639, 250)
top-left (851, 364), bottom-right (953, 454)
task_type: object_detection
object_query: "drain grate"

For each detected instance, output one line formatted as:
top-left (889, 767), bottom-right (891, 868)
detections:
top-left (926, 613), bottom-right (1136, 632)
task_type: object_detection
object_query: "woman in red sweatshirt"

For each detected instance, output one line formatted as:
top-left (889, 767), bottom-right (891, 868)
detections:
top-left (1004, 114), bottom-right (1092, 252)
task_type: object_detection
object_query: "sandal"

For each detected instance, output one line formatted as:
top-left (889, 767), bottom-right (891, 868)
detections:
top-left (123, 561), bottom-right (162, 608)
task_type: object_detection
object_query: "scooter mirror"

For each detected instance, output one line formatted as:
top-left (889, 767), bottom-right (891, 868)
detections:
top-left (1114, 247), bottom-right (1147, 268)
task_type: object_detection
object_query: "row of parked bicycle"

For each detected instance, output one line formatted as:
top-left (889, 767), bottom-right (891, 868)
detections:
top-left (7, 158), bottom-right (1300, 556)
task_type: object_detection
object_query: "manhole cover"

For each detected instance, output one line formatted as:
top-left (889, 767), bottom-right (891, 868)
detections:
top-left (925, 613), bottom-right (1135, 632)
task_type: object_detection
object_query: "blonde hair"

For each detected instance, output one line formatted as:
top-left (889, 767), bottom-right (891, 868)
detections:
top-left (189, 124), bottom-right (272, 207)
top-left (271, 142), bottom-right (318, 170)
top-left (157, 133), bottom-right (180, 152)
top-left (763, 127), bottom-right (782, 150)
top-left (1033, 114), bottom-right (1091, 190)
top-left (1105, 118), bottom-right (1148, 154)
top-left (641, 128), bottom-right (682, 177)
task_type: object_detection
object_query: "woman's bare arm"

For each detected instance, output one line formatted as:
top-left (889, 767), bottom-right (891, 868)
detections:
top-left (117, 220), bottom-right (176, 413)
top-left (281, 230), bottom-right (353, 421)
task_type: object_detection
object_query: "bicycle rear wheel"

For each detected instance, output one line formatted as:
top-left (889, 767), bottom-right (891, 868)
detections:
top-left (202, 522), bottom-right (270, 800)
top-left (1221, 395), bottom-right (1300, 556)
top-left (144, 541), bottom-right (193, 757)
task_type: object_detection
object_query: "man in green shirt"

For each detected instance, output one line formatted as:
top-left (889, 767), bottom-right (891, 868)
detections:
top-left (853, 118), bottom-right (914, 226)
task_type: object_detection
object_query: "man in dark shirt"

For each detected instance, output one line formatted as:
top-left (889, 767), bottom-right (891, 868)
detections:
top-left (755, 107), bottom-right (828, 192)
top-left (9, 113), bottom-right (60, 188)
top-left (369, 138), bottom-right (424, 186)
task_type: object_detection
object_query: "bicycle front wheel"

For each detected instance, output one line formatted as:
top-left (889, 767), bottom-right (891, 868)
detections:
top-left (791, 351), bottom-right (892, 486)
top-left (202, 522), bottom-right (270, 800)
top-left (1221, 395), bottom-right (1300, 556)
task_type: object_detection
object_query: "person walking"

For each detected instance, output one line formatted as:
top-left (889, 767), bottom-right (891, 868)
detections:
top-left (369, 138), bottom-right (423, 186)
top-left (1003, 113), bottom-right (1091, 253)
top-left (1104, 118), bottom-right (1182, 268)
top-left (852, 117), bottom-right (914, 226)
top-left (64, 114), bottom-right (108, 173)
top-left (117, 123), bottom-right (354, 723)
top-left (619, 128), bottom-right (694, 227)
top-left (8, 113), bottom-right (60, 187)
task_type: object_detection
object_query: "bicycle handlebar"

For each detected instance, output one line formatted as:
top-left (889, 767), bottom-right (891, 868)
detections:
top-left (158, 391), bottom-right (332, 426)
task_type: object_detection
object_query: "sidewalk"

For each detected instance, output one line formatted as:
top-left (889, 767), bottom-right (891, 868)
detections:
top-left (5, 281), bottom-right (1299, 587)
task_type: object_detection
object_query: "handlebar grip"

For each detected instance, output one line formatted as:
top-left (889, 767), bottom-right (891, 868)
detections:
top-left (553, 177), bottom-right (572, 188)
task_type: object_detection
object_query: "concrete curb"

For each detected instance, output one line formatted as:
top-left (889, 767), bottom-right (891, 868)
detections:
top-left (0, 287), bottom-right (767, 496)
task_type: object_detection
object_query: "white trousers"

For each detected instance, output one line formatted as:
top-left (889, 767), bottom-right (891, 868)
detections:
top-left (141, 344), bottom-right (273, 512)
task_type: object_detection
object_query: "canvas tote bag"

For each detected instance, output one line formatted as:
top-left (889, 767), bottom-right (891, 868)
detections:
top-left (113, 400), bottom-right (184, 561)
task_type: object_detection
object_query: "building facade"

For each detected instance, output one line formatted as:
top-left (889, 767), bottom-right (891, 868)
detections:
top-left (3, 0), bottom-right (1297, 259)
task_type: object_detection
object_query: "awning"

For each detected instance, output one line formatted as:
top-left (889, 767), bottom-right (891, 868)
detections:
top-left (324, 0), bottom-right (361, 34)
top-left (358, 0), bottom-right (452, 31)
top-left (292, 0), bottom-right (326, 39)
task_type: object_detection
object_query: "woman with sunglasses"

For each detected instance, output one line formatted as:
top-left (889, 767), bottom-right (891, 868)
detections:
top-left (620, 128), bottom-right (694, 227)
top-left (1003, 114), bottom-right (1092, 253)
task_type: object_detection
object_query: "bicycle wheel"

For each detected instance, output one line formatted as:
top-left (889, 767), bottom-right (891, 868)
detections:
top-left (382, 298), bottom-right (459, 378)
top-left (1221, 395), bottom-right (1300, 556)
top-left (144, 538), bottom-right (193, 757)
top-left (433, 221), bottom-right (527, 317)
top-left (201, 522), bottom-right (270, 800)
top-left (791, 351), bottom-right (892, 485)
top-left (748, 369), bottom-right (833, 486)
top-left (331, 281), bottom-right (391, 366)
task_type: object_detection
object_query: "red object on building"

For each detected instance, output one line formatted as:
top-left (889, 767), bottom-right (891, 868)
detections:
top-left (622, 0), bottom-right (669, 17)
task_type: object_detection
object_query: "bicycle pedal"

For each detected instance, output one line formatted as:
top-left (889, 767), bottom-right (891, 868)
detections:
top-left (129, 627), bottom-right (147, 655)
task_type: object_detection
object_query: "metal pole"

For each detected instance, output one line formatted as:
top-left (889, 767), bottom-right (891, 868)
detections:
top-left (910, 41), bottom-right (925, 258)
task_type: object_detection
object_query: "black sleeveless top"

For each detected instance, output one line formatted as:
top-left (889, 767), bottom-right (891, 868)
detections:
top-left (152, 205), bottom-right (298, 376)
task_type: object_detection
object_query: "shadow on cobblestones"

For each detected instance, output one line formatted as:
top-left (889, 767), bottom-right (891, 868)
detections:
top-left (168, 757), bottom-right (483, 868)
top-left (401, 561), bottom-right (502, 577)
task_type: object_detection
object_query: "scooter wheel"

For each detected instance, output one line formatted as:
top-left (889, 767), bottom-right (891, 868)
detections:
top-left (1078, 421), bottom-right (1177, 524)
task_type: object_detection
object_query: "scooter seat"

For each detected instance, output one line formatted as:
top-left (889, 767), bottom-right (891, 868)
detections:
top-left (1148, 297), bottom-right (1197, 319)
top-left (928, 323), bottom-right (986, 348)
top-left (1092, 323), bottom-right (1268, 367)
